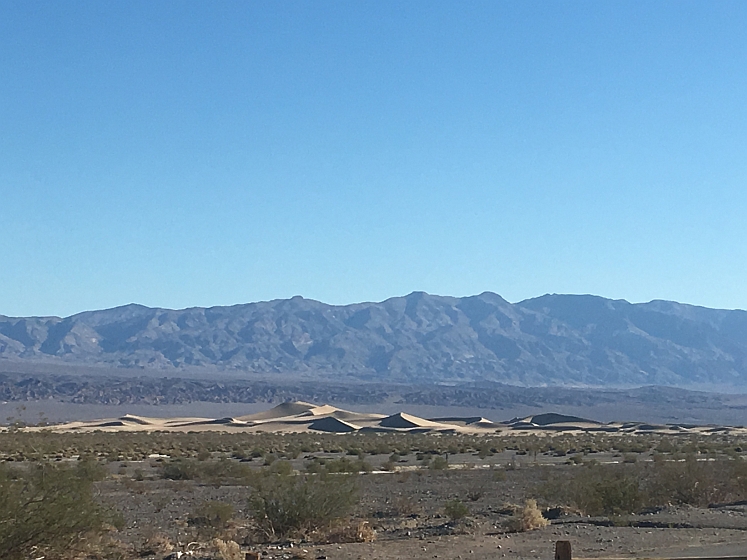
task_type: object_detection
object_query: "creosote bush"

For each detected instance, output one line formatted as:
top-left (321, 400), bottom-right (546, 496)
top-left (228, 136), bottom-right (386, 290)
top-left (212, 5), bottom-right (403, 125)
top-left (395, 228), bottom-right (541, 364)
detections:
top-left (160, 457), bottom-right (255, 484)
top-left (189, 501), bottom-right (236, 539)
top-left (540, 455), bottom-right (747, 516)
top-left (430, 456), bottom-right (449, 470)
top-left (0, 461), bottom-right (110, 560)
top-left (540, 463), bottom-right (645, 516)
top-left (444, 499), bottom-right (469, 520)
top-left (247, 471), bottom-right (359, 539)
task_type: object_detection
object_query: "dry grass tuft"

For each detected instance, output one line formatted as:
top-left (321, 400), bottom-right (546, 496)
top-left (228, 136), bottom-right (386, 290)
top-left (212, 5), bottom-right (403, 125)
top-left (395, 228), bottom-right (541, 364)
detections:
top-left (139, 532), bottom-right (174, 556)
top-left (317, 520), bottom-right (376, 543)
top-left (212, 538), bottom-right (243, 560)
top-left (507, 499), bottom-right (549, 532)
top-left (52, 532), bottom-right (134, 560)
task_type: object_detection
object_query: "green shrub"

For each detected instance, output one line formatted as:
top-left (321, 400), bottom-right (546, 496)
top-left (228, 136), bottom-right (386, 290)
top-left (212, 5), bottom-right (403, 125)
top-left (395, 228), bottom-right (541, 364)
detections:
top-left (322, 457), bottom-right (372, 474)
top-left (430, 456), bottom-right (448, 470)
top-left (269, 459), bottom-right (294, 476)
top-left (540, 464), bottom-right (643, 516)
top-left (647, 454), bottom-right (725, 506)
top-left (160, 457), bottom-right (253, 484)
top-left (0, 462), bottom-right (108, 560)
top-left (732, 457), bottom-right (747, 496)
top-left (444, 499), bottom-right (469, 520)
top-left (75, 456), bottom-right (108, 481)
top-left (200, 458), bottom-right (253, 484)
top-left (197, 449), bottom-right (212, 461)
top-left (161, 458), bottom-right (199, 480)
top-left (188, 501), bottom-right (235, 539)
top-left (247, 472), bottom-right (358, 539)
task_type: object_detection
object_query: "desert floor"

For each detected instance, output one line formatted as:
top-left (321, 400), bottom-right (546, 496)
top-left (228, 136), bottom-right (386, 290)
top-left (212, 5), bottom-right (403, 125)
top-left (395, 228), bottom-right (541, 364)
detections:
top-left (93, 456), bottom-right (747, 560)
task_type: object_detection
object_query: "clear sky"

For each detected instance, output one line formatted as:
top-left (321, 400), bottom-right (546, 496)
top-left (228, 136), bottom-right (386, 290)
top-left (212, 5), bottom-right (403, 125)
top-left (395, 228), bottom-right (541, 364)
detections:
top-left (1, 1), bottom-right (746, 318)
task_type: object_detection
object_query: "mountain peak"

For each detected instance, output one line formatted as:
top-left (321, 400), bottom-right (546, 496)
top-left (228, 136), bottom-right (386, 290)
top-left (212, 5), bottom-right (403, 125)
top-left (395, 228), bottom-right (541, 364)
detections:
top-left (1, 293), bottom-right (746, 388)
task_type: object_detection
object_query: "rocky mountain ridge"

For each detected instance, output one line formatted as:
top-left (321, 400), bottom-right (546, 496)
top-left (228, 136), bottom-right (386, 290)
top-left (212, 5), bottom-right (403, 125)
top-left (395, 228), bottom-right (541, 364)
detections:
top-left (2, 292), bottom-right (747, 387)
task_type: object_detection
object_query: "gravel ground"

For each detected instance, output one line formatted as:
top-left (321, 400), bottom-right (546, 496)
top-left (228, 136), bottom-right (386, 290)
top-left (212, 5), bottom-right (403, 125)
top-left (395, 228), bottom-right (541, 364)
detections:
top-left (94, 458), bottom-right (747, 560)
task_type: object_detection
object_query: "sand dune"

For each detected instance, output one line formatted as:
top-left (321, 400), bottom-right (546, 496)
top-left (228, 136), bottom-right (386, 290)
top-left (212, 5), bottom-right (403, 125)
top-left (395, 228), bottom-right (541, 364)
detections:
top-left (309, 416), bottom-right (360, 433)
top-left (328, 410), bottom-right (387, 422)
top-left (170, 417), bottom-right (251, 428)
top-left (236, 401), bottom-right (317, 421)
top-left (18, 400), bottom-right (747, 436)
top-left (119, 414), bottom-right (155, 425)
top-left (431, 416), bottom-right (501, 429)
top-left (380, 412), bottom-right (455, 430)
top-left (522, 413), bottom-right (600, 426)
top-left (299, 404), bottom-right (341, 417)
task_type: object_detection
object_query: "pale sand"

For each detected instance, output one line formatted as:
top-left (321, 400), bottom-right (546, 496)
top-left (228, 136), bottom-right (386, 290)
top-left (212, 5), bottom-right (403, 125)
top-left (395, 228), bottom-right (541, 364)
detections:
top-left (19, 402), bottom-right (747, 437)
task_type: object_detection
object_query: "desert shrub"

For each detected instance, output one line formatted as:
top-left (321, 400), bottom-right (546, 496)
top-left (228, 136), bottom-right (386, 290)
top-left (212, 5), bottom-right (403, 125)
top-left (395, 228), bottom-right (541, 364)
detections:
top-left (492, 468), bottom-right (507, 481)
top-left (466, 485), bottom-right (485, 502)
top-left (197, 449), bottom-right (212, 461)
top-left (507, 499), bottom-right (549, 532)
top-left (269, 459), bottom-right (294, 476)
top-left (189, 501), bottom-right (235, 539)
top-left (539, 464), bottom-right (643, 516)
top-left (540, 457), bottom-right (744, 515)
top-left (389, 495), bottom-right (421, 517)
top-left (323, 457), bottom-right (372, 474)
top-left (161, 458), bottom-right (200, 480)
top-left (444, 499), bottom-right (469, 520)
top-left (732, 457), bottom-right (747, 496)
top-left (304, 457), bottom-right (325, 474)
top-left (76, 456), bottom-right (109, 481)
top-left (582, 469), bottom-right (642, 515)
top-left (200, 458), bottom-right (254, 484)
top-left (247, 472), bottom-right (359, 539)
top-left (0, 462), bottom-right (109, 560)
top-left (567, 454), bottom-right (584, 465)
top-left (655, 439), bottom-right (678, 454)
top-left (430, 456), bottom-right (448, 470)
top-left (161, 457), bottom-right (253, 484)
top-left (647, 454), bottom-right (730, 506)
top-left (381, 460), bottom-right (396, 471)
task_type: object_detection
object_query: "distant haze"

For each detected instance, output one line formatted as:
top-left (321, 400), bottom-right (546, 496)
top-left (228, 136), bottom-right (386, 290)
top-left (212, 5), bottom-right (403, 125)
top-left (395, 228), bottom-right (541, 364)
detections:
top-left (2, 292), bottom-right (746, 388)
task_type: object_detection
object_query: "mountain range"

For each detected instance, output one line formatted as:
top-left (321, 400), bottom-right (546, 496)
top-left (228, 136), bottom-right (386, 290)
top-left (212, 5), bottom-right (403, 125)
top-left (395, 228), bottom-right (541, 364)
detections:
top-left (2, 292), bottom-right (747, 387)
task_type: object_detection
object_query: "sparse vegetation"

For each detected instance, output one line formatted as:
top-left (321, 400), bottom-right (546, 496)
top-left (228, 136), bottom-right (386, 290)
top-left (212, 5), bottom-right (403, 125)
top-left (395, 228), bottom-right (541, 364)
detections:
top-left (247, 471), bottom-right (359, 539)
top-left (507, 499), bottom-right (549, 532)
top-left (0, 427), bottom-right (746, 558)
top-left (444, 499), bottom-right (470, 520)
top-left (0, 461), bottom-right (110, 560)
top-left (189, 501), bottom-right (236, 539)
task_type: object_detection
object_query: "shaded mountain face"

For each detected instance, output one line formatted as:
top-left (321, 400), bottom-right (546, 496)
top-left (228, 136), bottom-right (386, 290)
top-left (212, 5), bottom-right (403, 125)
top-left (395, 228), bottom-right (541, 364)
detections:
top-left (1, 292), bottom-right (746, 387)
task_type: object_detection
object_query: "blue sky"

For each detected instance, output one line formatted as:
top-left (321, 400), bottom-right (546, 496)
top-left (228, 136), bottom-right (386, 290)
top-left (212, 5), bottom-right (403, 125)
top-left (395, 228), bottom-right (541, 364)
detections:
top-left (1, 1), bottom-right (746, 317)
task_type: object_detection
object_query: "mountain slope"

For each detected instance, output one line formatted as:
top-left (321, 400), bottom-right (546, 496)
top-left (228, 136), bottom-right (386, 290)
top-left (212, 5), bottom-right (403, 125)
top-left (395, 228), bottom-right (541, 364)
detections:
top-left (1, 292), bottom-right (746, 387)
